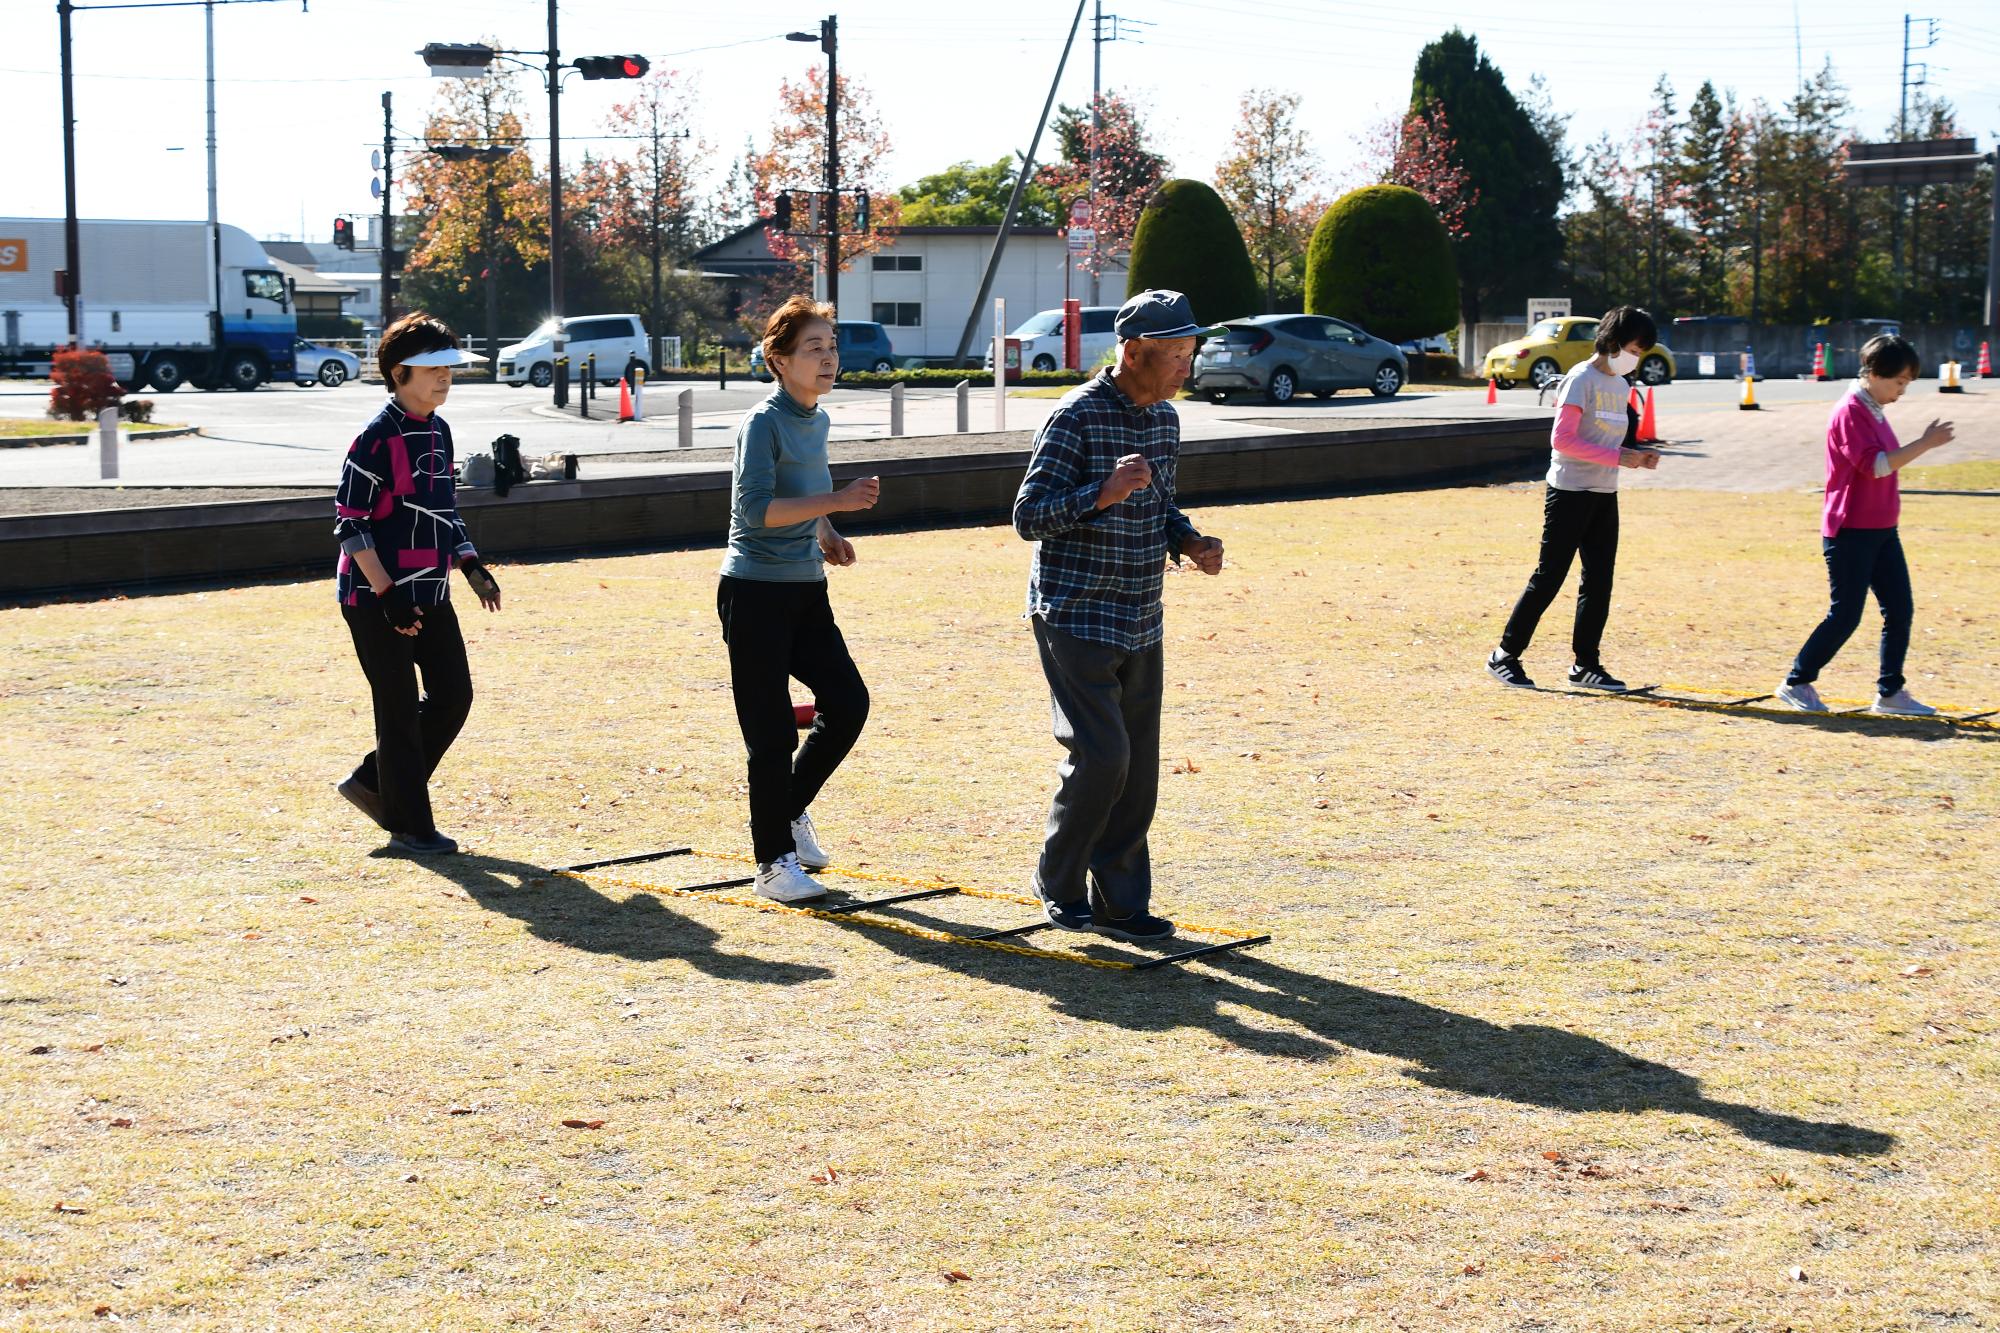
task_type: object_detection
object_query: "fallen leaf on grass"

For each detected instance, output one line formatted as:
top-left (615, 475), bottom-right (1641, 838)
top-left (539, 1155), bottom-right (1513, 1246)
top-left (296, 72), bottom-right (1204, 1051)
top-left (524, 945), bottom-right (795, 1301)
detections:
top-left (297, 895), bottom-right (318, 904)
top-left (1901, 964), bottom-right (1933, 977)
top-left (53, 1202), bottom-right (87, 1215)
top-left (240, 931), bottom-right (262, 941)
top-left (83, 1043), bottom-right (103, 1053)
top-left (1542, 1151), bottom-right (1567, 1163)
top-left (446, 1105), bottom-right (476, 1116)
top-left (561, 1118), bottom-right (606, 1130)
top-left (1788, 1266), bottom-right (1808, 1283)
top-left (1538, 1250), bottom-right (1566, 1263)
top-left (1576, 1163), bottom-right (1608, 1179)
top-left (27, 1045), bottom-right (51, 1055)
top-left (809, 1165), bottom-right (839, 1185)
top-left (401, 1173), bottom-right (419, 1183)
top-left (11, 1276), bottom-right (37, 1289)
top-left (536, 1194), bottom-right (559, 1206)
top-left (93, 1305), bottom-right (117, 1319)
top-left (1459, 1261), bottom-right (1483, 1276)
top-left (943, 1270), bottom-right (972, 1283)
top-left (106, 976), bottom-right (129, 986)
top-left (109, 1118), bottom-right (133, 1129)
top-left (1170, 757), bottom-right (1201, 775)
top-left (1460, 1168), bottom-right (1488, 1182)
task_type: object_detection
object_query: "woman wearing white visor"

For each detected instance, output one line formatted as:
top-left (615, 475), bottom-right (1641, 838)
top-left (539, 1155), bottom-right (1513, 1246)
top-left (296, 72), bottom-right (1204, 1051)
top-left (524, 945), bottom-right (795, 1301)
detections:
top-left (332, 313), bottom-right (502, 855)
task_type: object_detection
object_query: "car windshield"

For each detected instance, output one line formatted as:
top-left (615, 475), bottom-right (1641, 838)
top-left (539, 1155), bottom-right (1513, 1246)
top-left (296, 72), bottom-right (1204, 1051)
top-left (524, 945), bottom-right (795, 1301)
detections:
top-left (1528, 320), bottom-right (1565, 340)
top-left (528, 319), bottom-right (560, 340)
top-left (1013, 311), bottom-right (1063, 337)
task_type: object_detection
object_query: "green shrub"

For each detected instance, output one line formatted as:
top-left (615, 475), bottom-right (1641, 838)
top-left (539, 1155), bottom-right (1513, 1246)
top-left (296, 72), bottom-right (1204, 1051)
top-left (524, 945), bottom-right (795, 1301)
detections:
top-left (1406, 352), bottom-right (1465, 382)
top-left (1126, 179), bottom-right (1261, 327)
top-left (836, 368), bottom-right (1093, 388)
top-left (1306, 186), bottom-right (1458, 344)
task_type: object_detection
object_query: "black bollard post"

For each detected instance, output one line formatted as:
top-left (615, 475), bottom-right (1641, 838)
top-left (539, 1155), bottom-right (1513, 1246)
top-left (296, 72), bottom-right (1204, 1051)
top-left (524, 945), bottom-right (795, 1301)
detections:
top-left (552, 356), bottom-right (569, 409)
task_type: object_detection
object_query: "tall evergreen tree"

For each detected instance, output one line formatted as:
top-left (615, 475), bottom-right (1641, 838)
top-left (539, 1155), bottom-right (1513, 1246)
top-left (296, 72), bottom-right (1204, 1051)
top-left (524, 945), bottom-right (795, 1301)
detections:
top-left (1408, 30), bottom-right (1565, 325)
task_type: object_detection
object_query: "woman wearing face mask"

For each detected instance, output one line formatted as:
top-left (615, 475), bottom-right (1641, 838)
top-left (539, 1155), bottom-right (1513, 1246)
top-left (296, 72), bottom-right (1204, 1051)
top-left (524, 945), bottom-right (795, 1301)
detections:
top-left (1487, 305), bottom-right (1662, 692)
top-left (1776, 334), bottom-right (1955, 715)
top-left (717, 296), bottom-right (881, 903)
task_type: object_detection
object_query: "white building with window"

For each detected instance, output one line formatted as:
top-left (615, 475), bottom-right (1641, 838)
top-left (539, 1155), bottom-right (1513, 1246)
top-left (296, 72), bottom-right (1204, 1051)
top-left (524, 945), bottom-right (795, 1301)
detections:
top-left (823, 225), bottom-right (1127, 363)
top-left (693, 220), bottom-right (1129, 365)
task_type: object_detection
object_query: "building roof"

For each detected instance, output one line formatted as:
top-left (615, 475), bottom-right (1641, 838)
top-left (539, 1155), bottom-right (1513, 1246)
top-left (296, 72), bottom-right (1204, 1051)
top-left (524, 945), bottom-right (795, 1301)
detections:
top-left (271, 256), bottom-right (358, 296)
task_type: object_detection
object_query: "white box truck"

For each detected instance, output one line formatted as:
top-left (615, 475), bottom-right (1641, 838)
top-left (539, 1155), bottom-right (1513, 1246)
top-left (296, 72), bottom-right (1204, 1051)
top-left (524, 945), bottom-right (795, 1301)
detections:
top-left (0, 218), bottom-right (297, 391)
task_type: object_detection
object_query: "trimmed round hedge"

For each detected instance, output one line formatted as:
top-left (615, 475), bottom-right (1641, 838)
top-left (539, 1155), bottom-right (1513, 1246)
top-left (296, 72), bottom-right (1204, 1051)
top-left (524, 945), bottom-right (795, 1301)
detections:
top-left (1125, 178), bottom-right (1261, 328)
top-left (1305, 185), bottom-right (1458, 345)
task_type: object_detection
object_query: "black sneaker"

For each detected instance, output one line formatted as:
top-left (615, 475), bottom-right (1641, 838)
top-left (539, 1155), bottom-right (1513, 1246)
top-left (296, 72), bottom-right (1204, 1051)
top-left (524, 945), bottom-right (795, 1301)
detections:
top-left (335, 775), bottom-right (392, 832)
top-left (1487, 650), bottom-right (1535, 688)
top-left (1090, 908), bottom-right (1176, 943)
top-left (387, 830), bottom-right (459, 856)
top-left (1568, 664), bottom-right (1628, 691)
top-left (1035, 878), bottom-right (1093, 932)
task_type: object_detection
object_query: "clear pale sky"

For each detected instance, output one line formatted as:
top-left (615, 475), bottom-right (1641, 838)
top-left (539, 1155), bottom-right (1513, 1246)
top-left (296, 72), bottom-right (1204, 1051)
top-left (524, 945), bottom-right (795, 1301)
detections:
top-left (5, 0), bottom-right (1998, 243)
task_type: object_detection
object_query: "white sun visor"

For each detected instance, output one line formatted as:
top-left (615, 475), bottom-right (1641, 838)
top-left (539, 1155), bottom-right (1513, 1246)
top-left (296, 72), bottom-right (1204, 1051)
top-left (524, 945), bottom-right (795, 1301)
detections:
top-left (399, 347), bottom-right (489, 367)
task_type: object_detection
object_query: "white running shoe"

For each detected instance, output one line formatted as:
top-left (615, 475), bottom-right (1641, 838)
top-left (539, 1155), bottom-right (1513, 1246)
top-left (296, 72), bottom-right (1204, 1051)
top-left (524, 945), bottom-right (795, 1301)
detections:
top-left (1775, 682), bottom-right (1828, 713)
top-left (754, 853), bottom-right (828, 904)
top-left (789, 810), bottom-right (830, 870)
top-left (1871, 689), bottom-right (1938, 717)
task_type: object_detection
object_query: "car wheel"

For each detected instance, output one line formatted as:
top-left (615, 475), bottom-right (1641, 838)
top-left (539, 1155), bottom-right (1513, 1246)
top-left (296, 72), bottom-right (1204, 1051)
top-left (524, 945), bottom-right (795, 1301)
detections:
top-left (1266, 367), bottom-right (1298, 404)
top-left (1371, 362), bottom-right (1404, 397)
top-left (528, 362), bottom-right (553, 389)
top-left (1314, 389), bottom-right (1336, 399)
top-left (295, 380), bottom-right (312, 389)
top-left (224, 353), bottom-right (264, 391)
top-left (1031, 354), bottom-right (1057, 373)
top-left (1203, 390), bottom-right (1228, 403)
top-left (626, 359), bottom-right (649, 384)
top-left (872, 358), bottom-right (894, 374)
top-left (1639, 354), bottom-right (1671, 386)
top-left (318, 361), bottom-right (348, 387)
top-left (146, 353), bottom-right (187, 393)
top-left (1529, 357), bottom-right (1561, 390)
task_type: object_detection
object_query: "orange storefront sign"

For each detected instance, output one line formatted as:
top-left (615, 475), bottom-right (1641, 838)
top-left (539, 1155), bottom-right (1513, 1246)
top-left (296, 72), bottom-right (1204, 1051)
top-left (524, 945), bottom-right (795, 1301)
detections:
top-left (0, 239), bottom-right (26, 272)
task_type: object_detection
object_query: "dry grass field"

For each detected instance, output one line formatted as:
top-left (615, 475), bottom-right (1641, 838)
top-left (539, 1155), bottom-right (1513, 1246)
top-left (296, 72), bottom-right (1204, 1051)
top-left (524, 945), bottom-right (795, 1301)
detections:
top-left (3, 477), bottom-right (1995, 1330)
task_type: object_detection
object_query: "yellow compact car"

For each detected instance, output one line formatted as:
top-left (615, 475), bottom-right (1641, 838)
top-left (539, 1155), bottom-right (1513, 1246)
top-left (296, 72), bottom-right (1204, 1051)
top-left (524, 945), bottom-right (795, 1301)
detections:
top-left (1482, 316), bottom-right (1676, 390)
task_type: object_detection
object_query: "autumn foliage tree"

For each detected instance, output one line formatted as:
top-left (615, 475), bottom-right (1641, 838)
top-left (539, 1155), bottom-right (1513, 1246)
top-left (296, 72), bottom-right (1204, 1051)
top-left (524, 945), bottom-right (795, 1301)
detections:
top-left (750, 65), bottom-right (899, 312)
top-left (1215, 89), bottom-right (1322, 313)
top-left (1041, 93), bottom-right (1170, 278)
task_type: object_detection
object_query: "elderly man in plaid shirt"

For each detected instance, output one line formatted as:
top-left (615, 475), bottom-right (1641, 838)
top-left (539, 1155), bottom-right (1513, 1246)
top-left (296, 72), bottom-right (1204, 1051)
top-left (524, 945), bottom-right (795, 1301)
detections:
top-left (1012, 289), bottom-right (1226, 943)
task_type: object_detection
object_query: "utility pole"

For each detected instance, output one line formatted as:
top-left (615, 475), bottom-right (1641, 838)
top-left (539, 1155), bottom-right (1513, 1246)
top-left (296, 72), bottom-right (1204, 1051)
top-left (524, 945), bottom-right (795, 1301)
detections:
top-left (58, 0), bottom-right (80, 342)
top-left (824, 15), bottom-right (839, 311)
top-left (205, 0), bottom-right (222, 371)
top-left (1088, 0), bottom-right (1102, 306)
top-left (546, 0), bottom-right (566, 373)
top-left (380, 92), bottom-right (394, 330)
top-left (1893, 14), bottom-right (1938, 317)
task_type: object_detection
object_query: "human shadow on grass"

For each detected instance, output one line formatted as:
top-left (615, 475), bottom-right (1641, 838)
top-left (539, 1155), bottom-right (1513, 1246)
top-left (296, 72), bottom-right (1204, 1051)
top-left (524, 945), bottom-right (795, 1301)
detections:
top-left (1575, 689), bottom-right (2000, 741)
top-left (396, 850), bottom-right (833, 985)
top-left (828, 905), bottom-right (1895, 1158)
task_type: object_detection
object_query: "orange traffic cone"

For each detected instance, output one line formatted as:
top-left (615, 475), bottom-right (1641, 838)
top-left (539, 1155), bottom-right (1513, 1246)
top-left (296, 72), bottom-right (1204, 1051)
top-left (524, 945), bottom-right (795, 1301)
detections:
top-left (1978, 342), bottom-right (1994, 379)
top-left (1637, 386), bottom-right (1660, 443)
top-left (1486, 377), bottom-right (1498, 405)
top-left (1811, 342), bottom-right (1829, 380)
top-left (617, 376), bottom-right (635, 422)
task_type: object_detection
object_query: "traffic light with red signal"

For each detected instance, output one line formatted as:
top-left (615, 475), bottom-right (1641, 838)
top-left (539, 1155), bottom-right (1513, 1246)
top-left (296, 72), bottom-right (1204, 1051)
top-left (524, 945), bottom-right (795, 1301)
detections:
top-left (332, 216), bottom-right (354, 251)
top-left (575, 54), bottom-right (649, 80)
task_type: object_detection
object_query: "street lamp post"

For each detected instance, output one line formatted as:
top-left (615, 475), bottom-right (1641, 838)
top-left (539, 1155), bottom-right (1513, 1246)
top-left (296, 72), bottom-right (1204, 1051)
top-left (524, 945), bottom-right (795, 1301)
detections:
top-left (786, 18), bottom-right (838, 310)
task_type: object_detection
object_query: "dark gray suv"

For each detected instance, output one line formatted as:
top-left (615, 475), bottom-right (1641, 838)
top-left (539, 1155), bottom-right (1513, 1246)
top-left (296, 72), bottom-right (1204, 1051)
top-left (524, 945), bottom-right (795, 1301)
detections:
top-left (1189, 314), bottom-right (1408, 403)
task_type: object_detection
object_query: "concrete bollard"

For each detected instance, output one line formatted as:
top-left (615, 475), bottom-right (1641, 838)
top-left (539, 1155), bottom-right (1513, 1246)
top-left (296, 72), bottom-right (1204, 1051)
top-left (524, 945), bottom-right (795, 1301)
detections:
top-left (677, 388), bottom-right (694, 449)
top-left (97, 405), bottom-right (119, 480)
top-left (632, 365), bottom-right (646, 420)
top-left (955, 380), bottom-right (970, 433)
top-left (890, 380), bottom-right (905, 437)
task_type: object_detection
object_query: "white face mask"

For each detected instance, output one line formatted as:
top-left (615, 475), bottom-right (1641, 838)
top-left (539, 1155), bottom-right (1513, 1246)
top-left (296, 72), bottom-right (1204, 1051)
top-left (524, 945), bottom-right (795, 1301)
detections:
top-left (1606, 349), bottom-right (1641, 376)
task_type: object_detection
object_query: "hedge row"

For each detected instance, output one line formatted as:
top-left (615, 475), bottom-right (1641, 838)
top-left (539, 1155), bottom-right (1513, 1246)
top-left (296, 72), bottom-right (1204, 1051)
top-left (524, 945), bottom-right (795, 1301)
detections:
top-left (1405, 352), bottom-right (1464, 382)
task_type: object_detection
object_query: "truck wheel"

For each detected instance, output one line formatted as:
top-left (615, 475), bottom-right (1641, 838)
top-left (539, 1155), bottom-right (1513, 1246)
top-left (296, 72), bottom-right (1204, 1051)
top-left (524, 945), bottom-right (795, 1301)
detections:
top-left (223, 353), bottom-right (265, 391)
top-left (146, 354), bottom-right (188, 392)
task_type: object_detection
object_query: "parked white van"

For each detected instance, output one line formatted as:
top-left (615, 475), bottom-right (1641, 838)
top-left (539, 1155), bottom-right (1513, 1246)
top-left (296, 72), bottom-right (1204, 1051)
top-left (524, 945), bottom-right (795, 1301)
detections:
top-left (983, 305), bottom-right (1120, 372)
top-left (498, 313), bottom-right (650, 388)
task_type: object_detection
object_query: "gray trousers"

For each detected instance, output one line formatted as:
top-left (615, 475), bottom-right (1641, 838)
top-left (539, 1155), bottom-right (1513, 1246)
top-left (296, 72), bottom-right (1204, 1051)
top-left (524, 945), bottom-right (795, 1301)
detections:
top-left (1032, 617), bottom-right (1164, 920)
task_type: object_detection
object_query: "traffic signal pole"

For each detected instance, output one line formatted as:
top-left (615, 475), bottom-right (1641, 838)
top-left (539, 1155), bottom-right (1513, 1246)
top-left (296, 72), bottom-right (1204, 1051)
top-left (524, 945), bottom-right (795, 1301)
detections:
top-left (58, 0), bottom-right (81, 342)
top-left (380, 92), bottom-right (394, 331)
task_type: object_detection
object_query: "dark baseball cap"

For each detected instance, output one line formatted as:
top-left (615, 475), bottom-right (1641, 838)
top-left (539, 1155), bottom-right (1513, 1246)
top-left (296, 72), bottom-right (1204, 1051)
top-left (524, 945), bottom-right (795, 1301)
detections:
top-left (1114, 288), bottom-right (1224, 341)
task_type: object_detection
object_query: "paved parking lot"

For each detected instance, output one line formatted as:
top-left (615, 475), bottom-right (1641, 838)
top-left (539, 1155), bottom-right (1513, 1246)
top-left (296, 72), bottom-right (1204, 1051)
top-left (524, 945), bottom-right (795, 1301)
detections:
top-left (1, 375), bottom-right (1993, 492)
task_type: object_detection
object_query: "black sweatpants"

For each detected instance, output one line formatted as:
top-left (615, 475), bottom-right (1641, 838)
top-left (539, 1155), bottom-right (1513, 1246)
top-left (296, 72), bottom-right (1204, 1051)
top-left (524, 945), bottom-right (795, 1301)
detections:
top-left (716, 575), bottom-right (870, 865)
top-left (1499, 486), bottom-right (1620, 668)
top-left (341, 598), bottom-right (474, 837)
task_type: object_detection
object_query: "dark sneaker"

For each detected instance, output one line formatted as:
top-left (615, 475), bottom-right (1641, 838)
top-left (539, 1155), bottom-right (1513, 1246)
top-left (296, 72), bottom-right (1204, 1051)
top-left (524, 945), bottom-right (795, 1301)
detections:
top-left (1090, 908), bottom-right (1176, 943)
top-left (387, 830), bottom-right (459, 857)
top-left (335, 775), bottom-right (392, 832)
top-left (1487, 650), bottom-right (1534, 688)
top-left (1568, 664), bottom-right (1628, 691)
top-left (1034, 877), bottom-right (1093, 932)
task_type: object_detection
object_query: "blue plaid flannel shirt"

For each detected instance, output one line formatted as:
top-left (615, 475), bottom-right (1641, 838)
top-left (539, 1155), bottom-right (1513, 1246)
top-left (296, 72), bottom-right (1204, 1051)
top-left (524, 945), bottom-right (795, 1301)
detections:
top-left (1013, 369), bottom-right (1198, 652)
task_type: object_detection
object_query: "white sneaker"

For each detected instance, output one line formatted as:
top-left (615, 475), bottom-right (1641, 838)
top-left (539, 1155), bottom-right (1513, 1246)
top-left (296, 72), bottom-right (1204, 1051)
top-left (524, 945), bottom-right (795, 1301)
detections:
top-left (754, 853), bottom-right (828, 904)
top-left (1775, 682), bottom-right (1828, 713)
top-left (1871, 689), bottom-right (1937, 717)
top-left (789, 810), bottom-right (830, 870)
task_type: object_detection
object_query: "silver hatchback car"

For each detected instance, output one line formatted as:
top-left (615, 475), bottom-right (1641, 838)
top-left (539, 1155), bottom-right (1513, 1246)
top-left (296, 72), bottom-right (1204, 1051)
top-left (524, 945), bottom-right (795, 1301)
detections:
top-left (1189, 314), bottom-right (1408, 403)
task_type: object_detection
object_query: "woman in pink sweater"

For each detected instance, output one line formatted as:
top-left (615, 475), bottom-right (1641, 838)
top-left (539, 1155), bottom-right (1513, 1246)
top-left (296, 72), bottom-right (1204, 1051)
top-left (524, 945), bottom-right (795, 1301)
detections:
top-left (1776, 334), bottom-right (1955, 715)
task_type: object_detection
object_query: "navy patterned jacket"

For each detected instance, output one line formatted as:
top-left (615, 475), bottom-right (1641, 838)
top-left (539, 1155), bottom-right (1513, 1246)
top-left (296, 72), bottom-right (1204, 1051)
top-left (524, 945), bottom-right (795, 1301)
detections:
top-left (333, 399), bottom-right (477, 606)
